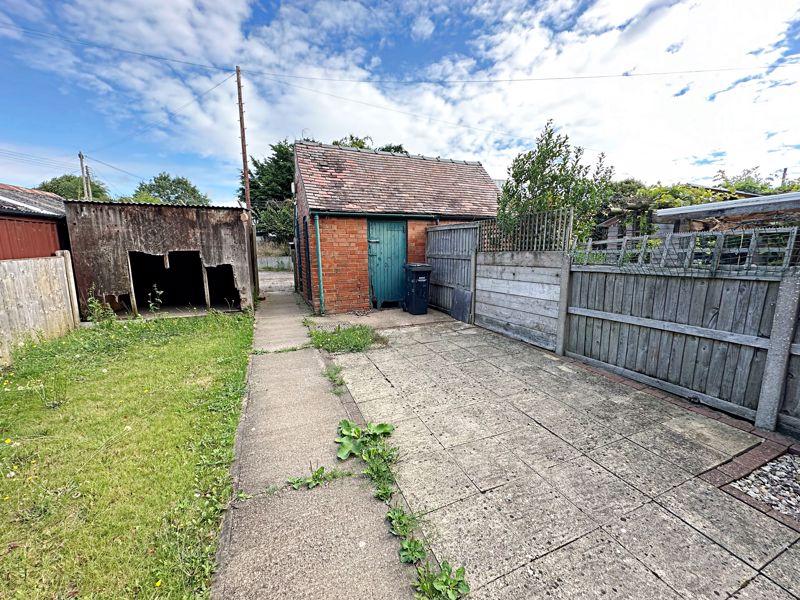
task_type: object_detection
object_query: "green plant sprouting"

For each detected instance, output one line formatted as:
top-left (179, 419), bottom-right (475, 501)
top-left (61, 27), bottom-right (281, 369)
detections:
top-left (86, 284), bottom-right (116, 325)
top-left (309, 324), bottom-right (383, 353)
top-left (286, 465), bottom-right (353, 490)
top-left (333, 418), bottom-right (469, 598)
top-left (323, 364), bottom-right (346, 395)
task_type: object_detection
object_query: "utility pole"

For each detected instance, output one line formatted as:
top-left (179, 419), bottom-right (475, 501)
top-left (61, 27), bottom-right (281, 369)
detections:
top-left (236, 66), bottom-right (251, 211)
top-left (235, 65), bottom-right (259, 302)
top-left (78, 151), bottom-right (88, 200)
top-left (85, 165), bottom-right (93, 201)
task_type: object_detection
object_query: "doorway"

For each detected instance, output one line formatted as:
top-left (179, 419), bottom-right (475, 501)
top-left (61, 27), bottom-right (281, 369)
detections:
top-left (367, 220), bottom-right (407, 308)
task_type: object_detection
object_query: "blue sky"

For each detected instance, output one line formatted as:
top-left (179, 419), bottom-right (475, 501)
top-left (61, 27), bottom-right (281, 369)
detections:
top-left (0, 0), bottom-right (798, 204)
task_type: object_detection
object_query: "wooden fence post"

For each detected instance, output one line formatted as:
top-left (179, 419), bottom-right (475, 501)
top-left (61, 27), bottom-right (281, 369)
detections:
top-left (755, 273), bottom-right (800, 431)
top-left (555, 252), bottom-right (571, 356)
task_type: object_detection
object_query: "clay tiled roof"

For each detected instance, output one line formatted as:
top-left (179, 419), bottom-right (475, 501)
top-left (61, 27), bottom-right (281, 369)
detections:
top-left (295, 142), bottom-right (498, 217)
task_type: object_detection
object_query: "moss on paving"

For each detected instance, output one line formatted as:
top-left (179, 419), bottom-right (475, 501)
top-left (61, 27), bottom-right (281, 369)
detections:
top-left (0, 313), bottom-right (253, 597)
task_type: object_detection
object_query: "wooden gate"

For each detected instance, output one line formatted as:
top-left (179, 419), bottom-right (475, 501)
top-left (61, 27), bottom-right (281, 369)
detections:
top-left (426, 223), bottom-right (478, 318)
top-left (368, 220), bottom-right (407, 308)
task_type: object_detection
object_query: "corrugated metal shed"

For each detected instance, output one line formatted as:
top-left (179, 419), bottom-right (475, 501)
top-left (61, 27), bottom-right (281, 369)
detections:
top-left (0, 184), bottom-right (67, 259)
top-left (65, 201), bottom-right (255, 314)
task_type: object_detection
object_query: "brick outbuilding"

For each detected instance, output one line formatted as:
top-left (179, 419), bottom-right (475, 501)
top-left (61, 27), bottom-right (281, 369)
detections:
top-left (293, 142), bottom-right (498, 314)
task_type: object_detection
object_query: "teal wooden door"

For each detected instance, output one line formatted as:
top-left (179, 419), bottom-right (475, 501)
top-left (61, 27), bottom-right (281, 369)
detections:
top-left (368, 220), bottom-right (407, 308)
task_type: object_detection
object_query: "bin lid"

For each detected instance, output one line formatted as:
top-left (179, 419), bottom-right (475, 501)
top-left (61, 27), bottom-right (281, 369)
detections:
top-left (404, 262), bottom-right (432, 271)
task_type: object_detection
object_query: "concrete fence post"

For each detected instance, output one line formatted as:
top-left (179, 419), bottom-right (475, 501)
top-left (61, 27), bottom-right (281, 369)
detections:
top-left (755, 273), bottom-right (800, 431)
top-left (56, 250), bottom-right (80, 328)
top-left (555, 252), bottom-right (572, 356)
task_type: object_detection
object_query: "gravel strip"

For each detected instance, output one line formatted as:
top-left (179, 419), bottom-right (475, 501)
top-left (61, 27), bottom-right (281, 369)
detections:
top-left (731, 454), bottom-right (800, 520)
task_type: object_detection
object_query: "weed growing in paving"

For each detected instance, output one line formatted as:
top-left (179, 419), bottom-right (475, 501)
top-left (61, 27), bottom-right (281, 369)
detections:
top-left (333, 418), bottom-right (470, 599)
top-left (287, 465), bottom-right (353, 490)
top-left (323, 364), bottom-right (346, 395)
top-left (414, 561), bottom-right (470, 599)
top-left (386, 505), bottom-right (419, 537)
top-left (310, 324), bottom-right (382, 353)
top-left (399, 537), bottom-right (427, 564)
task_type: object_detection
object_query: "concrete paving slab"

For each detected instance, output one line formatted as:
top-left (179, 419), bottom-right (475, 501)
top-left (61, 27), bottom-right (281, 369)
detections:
top-left (447, 436), bottom-right (532, 491)
top-left (394, 449), bottom-right (479, 514)
top-left (488, 474), bottom-right (598, 558)
top-left (420, 400), bottom-right (529, 448)
top-left (589, 439), bottom-right (693, 497)
top-left (214, 479), bottom-right (414, 599)
top-left (662, 413), bottom-right (760, 456)
top-left (357, 392), bottom-right (417, 424)
top-left (252, 293), bottom-right (310, 352)
top-left (422, 492), bottom-right (534, 590)
top-left (657, 478), bottom-right (798, 569)
top-left (730, 576), bottom-right (797, 600)
top-left (605, 503), bottom-right (755, 599)
top-left (502, 422), bottom-right (582, 471)
top-left (542, 455), bottom-right (648, 523)
top-left (762, 542), bottom-right (800, 597)
top-left (406, 381), bottom-right (496, 416)
top-left (629, 424), bottom-right (732, 475)
top-left (510, 391), bottom-right (624, 452)
top-left (390, 416), bottom-right (443, 458)
top-left (472, 530), bottom-right (682, 600)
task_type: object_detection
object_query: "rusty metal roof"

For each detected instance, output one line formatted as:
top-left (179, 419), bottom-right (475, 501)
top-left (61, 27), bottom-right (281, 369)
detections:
top-left (64, 199), bottom-right (246, 210)
top-left (0, 183), bottom-right (66, 218)
top-left (295, 141), bottom-right (498, 217)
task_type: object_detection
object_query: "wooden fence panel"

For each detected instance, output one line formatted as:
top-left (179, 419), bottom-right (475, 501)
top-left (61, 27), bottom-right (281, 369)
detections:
top-left (426, 223), bottom-right (478, 317)
top-left (566, 267), bottom-right (783, 422)
top-left (475, 251), bottom-right (567, 350)
top-left (0, 253), bottom-right (78, 364)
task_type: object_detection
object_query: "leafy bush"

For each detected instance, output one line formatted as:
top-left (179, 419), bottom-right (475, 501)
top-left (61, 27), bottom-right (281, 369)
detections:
top-left (309, 325), bottom-right (381, 353)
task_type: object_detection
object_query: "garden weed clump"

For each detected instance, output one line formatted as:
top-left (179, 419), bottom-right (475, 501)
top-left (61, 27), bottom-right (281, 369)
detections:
top-left (287, 465), bottom-right (352, 490)
top-left (309, 325), bottom-right (382, 353)
top-left (332, 418), bottom-right (470, 598)
top-left (323, 364), bottom-right (346, 395)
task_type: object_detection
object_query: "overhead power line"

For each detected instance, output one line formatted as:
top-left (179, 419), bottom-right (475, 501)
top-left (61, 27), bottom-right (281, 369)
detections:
top-left (84, 155), bottom-right (146, 181)
top-left (1, 22), bottom-right (795, 85)
top-left (88, 71), bottom-right (236, 153)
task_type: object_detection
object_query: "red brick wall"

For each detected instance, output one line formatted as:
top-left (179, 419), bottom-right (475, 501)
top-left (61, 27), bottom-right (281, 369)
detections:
top-left (407, 220), bottom-right (429, 263)
top-left (315, 216), bottom-right (371, 313)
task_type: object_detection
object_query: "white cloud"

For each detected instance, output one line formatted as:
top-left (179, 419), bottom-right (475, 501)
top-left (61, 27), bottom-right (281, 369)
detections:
top-left (1, 0), bottom-right (799, 204)
top-left (411, 15), bottom-right (435, 40)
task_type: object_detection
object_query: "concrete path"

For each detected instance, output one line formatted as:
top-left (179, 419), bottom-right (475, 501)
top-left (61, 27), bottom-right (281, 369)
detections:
top-left (213, 291), bottom-right (413, 599)
top-left (333, 320), bottom-right (800, 599)
top-left (252, 289), bottom-right (309, 352)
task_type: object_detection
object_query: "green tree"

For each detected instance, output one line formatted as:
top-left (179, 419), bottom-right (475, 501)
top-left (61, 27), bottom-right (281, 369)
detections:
top-left (256, 201), bottom-right (294, 243)
top-left (240, 140), bottom-right (294, 212)
top-left (37, 174), bottom-right (110, 200)
top-left (116, 191), bottom-right (162, 204)
top-left (500, 120), bottom-right (614, 241)
top-left (332, 134), bottom-right (373, 149)
top-left (134, 172), bottom-right (209, 205)
top-left (714, 167), bottom-right (800, 195)
top-left (377, 143), bottom-right (409, 154)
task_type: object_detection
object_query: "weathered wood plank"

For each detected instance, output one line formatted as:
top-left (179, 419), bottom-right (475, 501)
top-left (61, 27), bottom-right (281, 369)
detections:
top-left (476, 314), bottom-right (556, 350)
top-left (635, 276), bottom-right (657, 372)
top-left (474, 289), bottom-right (559, 318)
top-left (478, 251), bottom-right (564, 268)
top-left (476, 277), bottom-right (561, 301)
top-left (666, 278), bottom-right (693, 385)
top-left (678, 278), bottom-right (709, 389)
top-left (566, 307), bottom-right (770, 349)
top-left (476, 264), bottom-right (561, 285)
top-left (474, 301), bottom-right (558, 335)
top-left (646, 276), bottom-right (669, 377)
top-left (705, 279), bottom-right (741, 398)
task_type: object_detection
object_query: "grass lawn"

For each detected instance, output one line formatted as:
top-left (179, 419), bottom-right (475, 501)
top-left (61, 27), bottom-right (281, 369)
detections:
top-left (0, 312), bottom-right (253, 598)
